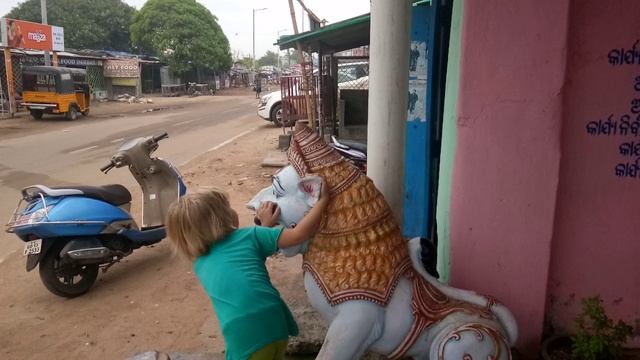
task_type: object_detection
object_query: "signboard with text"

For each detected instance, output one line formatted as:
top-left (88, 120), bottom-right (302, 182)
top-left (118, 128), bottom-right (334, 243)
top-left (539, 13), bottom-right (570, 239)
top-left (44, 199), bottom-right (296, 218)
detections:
top-left (0, 18), bottom-right (64, 51)
top-left (104, 59), bottom-right (139, 78)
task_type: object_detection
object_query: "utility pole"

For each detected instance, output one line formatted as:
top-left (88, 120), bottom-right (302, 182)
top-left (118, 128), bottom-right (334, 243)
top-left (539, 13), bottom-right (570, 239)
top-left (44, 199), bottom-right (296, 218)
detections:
top-left (288, 0), bottom-right (316, 129)
top-left (276, 29), bottom-right (288, 70)
top-left (41, 0), bottom-right (51, 66)
top-left (252, 8), bottom-right (267, 70)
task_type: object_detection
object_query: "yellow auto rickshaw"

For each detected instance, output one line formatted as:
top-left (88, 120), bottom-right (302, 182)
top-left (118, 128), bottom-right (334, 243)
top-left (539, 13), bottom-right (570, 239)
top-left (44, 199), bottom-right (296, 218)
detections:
top-left (22, 66), bottom-right (90, 120)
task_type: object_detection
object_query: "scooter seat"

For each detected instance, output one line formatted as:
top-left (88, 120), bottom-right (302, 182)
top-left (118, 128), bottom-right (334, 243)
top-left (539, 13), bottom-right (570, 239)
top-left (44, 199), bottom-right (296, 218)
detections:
top-left (51, 184), bottom-right (132, 206)
top-left (331, 136), bottom-right (368, 154)
top-left (338, 139), bottom-right (367, 154)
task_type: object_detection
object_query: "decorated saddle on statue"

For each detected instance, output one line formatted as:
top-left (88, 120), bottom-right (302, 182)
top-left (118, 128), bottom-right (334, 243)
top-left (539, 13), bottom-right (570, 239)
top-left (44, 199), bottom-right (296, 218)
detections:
top-left (249, 124), bottom-right (518, 360)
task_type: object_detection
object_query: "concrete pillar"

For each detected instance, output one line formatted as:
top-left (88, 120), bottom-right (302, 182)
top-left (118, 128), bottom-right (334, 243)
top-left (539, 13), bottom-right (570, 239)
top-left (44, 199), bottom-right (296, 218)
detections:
top-left (367, 0), bottom-right (412, 222)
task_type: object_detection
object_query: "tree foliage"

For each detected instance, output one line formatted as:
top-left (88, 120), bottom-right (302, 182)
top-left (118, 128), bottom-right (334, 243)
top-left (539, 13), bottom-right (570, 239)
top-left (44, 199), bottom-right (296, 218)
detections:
top-left (237, 56), bottom-right (253, 69)
top-left (283, 49), bottom-right (299, 66)
top-left (257, 50), bottom-right (280, 68)
top-left (5, 0), bottom-right (136, 51)
top-left (130, 0), bottom-right (232, 75)
top-left (572, 296), bottom-right (633, 360)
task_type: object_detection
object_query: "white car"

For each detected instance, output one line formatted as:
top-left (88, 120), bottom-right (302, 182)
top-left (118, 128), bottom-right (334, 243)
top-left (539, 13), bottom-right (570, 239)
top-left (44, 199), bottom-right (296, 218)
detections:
top-left (257, 90), bottom-right (290, 127)
top-left (258, 62), bottom-right (369, 127)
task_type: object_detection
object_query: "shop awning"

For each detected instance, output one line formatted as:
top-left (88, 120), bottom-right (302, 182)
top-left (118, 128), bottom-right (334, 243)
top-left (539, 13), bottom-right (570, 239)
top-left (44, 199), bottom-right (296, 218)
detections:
top-left (275, 1), bottom-right (430, 53)
top-left (275, 13), bottom-right (370, 53)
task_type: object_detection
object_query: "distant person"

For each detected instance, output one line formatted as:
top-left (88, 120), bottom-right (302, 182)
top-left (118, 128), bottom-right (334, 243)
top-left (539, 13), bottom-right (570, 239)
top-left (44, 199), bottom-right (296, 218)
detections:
top-left (410, 44), bottom-right (420, 72)
top-left (165, 185), bottom-right (329, 360)
top-left (255, 78), bottom-right (262, 98)
top-left (408, 89), bottom-right (419, 114)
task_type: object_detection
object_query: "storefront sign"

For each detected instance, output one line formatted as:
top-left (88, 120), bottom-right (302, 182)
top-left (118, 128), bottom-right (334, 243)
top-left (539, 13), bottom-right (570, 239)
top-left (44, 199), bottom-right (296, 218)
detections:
top-left (60, 57), bottom-right (102, 66)
top-left (104, 59), bottom-right (139, 78)
top-left (18, 55), bottom-right (101, 66)
top-left (51, 26), bottom-right (64, 51)
top-left (0, 18), bottom-right (64, 51)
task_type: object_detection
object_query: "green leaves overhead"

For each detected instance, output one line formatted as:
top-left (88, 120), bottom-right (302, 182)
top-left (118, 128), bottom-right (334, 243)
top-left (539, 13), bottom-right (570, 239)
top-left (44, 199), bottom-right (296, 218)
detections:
top-left (130, 0), bottom-right (232, 75)
top-left (257, 50), bottom-right (280, 68)
top-left (6, 0), bottom-right (136, 51)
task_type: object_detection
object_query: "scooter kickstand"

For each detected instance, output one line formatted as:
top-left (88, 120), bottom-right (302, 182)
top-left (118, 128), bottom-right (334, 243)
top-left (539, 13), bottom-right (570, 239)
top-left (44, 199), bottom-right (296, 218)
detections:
top-left (101, 259), bottom-right (119, 274)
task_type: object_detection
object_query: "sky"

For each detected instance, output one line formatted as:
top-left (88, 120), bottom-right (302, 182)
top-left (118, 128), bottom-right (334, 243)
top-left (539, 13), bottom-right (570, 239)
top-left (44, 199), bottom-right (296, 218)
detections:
top-left (0, 0), bottom-right (370, 59)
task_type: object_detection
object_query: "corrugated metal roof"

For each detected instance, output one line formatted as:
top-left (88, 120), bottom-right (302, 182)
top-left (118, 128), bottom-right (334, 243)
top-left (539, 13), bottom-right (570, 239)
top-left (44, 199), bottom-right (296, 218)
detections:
top-left (275, 0), bottom-right (430, 53)
top-left (275, 13), bottom-right (370, 53)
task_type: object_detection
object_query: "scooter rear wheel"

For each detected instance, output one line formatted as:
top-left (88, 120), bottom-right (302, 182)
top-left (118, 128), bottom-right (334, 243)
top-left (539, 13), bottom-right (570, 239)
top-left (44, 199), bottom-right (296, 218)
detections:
top-left (39, 240), bottom-right (99, 298)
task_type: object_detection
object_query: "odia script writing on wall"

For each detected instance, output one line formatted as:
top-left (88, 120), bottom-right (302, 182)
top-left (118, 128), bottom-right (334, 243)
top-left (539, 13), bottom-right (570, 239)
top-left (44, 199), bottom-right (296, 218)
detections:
top-left (585, 40), bottom-right (640, 178)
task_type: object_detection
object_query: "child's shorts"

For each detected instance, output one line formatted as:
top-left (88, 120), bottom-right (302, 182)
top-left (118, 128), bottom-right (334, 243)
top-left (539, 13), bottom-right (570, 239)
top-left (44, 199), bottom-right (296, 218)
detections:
top-left (249, 339), bottom-right (288, 360)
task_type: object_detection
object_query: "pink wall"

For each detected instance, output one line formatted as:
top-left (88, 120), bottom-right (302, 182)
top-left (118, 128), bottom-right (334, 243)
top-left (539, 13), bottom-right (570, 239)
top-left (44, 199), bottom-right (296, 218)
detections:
top-left (450, 0), bottom-right (640, 352)
top-left (548, 0), bottom-right (640, 343)
top-left (450, 0), bottom-right (569, 351)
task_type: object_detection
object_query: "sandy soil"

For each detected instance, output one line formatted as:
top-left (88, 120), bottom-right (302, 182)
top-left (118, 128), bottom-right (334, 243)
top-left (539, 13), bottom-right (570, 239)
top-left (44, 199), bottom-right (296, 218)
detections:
top-left (0, 124), bottom-right (312, 360)
top-left (0, 88), bottom-right (257, 141)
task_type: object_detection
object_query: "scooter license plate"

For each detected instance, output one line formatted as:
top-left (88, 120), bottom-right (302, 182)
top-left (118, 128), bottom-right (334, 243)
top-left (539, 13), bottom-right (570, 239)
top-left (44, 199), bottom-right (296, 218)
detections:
top-left (23, 239), bottom-right (42, 256)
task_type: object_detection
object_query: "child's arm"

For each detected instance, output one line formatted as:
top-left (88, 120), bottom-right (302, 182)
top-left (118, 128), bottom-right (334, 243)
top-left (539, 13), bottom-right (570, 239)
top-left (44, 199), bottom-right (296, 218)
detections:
top-left (257, 182), bottom-right (329, 249)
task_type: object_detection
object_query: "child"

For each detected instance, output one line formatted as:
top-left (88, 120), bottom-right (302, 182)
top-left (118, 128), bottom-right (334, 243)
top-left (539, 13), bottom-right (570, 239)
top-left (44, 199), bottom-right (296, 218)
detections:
top-left (165, 184), bottom-right (329, 360)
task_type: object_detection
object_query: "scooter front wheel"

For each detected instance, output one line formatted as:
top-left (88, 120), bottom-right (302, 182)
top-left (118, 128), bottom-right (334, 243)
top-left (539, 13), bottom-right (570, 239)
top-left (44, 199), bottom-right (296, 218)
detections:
top-left (38, 240), bottom-right (99, 298)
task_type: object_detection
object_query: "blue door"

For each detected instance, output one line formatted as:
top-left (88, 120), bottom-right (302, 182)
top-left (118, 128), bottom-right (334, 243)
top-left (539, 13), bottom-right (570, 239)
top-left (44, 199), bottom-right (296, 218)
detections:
top-left (403, 0), bottom-right (452, 239)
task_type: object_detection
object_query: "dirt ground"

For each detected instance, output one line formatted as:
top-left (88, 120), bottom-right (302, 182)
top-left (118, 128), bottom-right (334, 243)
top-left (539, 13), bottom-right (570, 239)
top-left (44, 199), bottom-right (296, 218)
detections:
top-left (0, 121), bottom-right (320, 359)
top-left (0, 95), bottom-right (207, 141)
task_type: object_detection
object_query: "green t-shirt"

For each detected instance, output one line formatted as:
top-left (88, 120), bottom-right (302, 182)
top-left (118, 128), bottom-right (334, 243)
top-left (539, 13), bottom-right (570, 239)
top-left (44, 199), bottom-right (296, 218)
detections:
top-left (194, 226), bottom-right (299, 360)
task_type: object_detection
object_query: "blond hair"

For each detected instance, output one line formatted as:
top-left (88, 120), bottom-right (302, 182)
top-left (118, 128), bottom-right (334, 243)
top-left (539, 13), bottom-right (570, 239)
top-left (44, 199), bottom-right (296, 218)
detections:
top-left (165, 188), bottom-right (237, 260)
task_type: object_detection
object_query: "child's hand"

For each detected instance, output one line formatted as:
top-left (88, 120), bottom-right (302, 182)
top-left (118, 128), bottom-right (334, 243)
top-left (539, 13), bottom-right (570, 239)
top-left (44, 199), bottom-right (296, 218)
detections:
top-left (317, 178), bottom-right (330, 205)
top-left (257, 201), bottom-right (281, 228)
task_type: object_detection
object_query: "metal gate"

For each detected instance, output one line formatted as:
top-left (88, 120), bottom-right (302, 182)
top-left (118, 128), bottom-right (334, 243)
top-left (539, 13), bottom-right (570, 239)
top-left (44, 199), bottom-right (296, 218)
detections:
top-left (280, 75), bottom-right (320, 127)
top-left (0, 53), bottom-right (26, 116)
top-left (86, 65), bottom-right (105, 97)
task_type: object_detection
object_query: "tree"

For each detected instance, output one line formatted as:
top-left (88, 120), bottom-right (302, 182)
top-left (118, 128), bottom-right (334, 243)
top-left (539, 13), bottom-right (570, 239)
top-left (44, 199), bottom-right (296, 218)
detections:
top-left (237, 56), bottom-right (253, 69)
top-left (130, 0), bottom-right (232, 76)
top-left (257, 50), bottom-right (280, 67)
top-left (6, 0), bottom-right (136, 51)
top-left (283, 49), bottom-right (299, 66)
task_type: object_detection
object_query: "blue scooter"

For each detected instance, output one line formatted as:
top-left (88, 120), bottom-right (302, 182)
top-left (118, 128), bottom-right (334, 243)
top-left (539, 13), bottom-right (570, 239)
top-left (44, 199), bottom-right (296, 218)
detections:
top-left (5, 132), bottom-right (186, 297)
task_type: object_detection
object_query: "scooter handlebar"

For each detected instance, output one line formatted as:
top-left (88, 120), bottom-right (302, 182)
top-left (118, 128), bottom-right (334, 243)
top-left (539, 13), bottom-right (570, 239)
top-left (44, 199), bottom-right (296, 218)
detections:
top-left (100, 161), bottom-right (115, 174)
top-left (152, 132), bottom-right (169, 143)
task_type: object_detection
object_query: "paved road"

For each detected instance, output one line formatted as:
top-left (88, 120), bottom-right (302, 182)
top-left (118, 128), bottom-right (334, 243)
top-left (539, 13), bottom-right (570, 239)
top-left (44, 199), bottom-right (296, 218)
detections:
top-left (0, 94), bottom-right (263, 261)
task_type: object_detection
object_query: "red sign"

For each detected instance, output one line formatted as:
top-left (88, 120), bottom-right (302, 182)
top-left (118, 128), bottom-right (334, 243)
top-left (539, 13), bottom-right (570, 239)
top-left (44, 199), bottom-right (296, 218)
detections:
top-left (1, 18), bottom-right (64, 51)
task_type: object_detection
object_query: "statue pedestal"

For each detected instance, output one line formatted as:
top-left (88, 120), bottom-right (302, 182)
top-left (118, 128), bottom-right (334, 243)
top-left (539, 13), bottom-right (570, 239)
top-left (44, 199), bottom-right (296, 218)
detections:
top-left (278, 134), bottom-right (292, 150)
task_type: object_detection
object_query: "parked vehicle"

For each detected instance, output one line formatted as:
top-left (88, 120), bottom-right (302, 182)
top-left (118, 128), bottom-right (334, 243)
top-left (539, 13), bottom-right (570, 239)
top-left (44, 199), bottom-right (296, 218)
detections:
top-left (329, 136), bottom-right (367, 172)
top-left (21, 66), bottom-right (90, 120)
top-left (187, 82), bottom-right (213, 97)
top-left (5, 133), bottom-right (186, 298)
top-left (187, 82), bottom-right (199, 96)
top-left (257, 89), bottom-right (288, 126)
top-left (258, 61), bottom-right (369, 127)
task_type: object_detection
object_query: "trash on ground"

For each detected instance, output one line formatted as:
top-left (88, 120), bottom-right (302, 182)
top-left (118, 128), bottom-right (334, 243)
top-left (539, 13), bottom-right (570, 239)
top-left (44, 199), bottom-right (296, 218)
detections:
top-left (116, 93), bottom-right (155, 104)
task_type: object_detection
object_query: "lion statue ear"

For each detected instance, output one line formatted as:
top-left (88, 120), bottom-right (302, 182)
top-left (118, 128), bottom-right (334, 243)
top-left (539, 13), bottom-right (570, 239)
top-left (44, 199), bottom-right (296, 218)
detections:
top-left (298, 175), bottom-right (323, 207)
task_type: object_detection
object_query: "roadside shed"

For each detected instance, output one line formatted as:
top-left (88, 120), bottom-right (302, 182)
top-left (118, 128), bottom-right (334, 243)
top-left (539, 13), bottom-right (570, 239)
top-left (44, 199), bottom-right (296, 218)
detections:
top-left (276, 14), bottom-right (371, 140)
